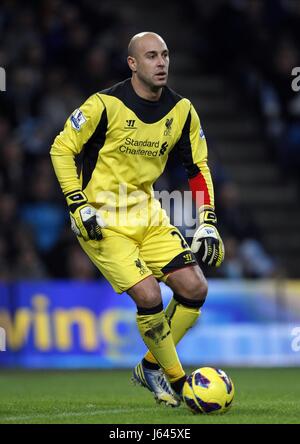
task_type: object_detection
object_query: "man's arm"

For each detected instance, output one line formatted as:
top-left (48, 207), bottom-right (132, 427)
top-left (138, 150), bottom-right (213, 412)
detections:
top-left (176, 103), bottom-right (224, 267)
top-left (50, 94), bottom-right (105, 240)
top-left (50, 93), bottom-right (104, 194)
top-left (176, 103), bottom-right (213, 208)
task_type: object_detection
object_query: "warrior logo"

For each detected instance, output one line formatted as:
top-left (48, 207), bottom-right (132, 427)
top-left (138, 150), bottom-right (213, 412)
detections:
top-left (125, 119), bottom-right (137, 129)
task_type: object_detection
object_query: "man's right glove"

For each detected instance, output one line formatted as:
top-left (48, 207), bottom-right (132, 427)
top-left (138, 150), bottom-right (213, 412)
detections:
top-left (191, 206), bottom-right (225, 267)
top-left (66, 190), bottom-right (103, 241)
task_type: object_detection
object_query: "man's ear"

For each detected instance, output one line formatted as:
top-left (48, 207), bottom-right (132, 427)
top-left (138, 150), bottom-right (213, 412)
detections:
top-left (127, 56), bottom-right (137, 72)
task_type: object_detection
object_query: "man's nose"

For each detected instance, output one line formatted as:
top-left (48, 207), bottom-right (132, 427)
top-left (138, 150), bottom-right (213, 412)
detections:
top-left (157, 56), bottom-right (166, 66)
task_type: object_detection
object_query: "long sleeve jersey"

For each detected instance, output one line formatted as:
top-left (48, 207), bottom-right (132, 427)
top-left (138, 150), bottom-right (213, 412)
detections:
top-left (50, 78), bottom-right (214, 211)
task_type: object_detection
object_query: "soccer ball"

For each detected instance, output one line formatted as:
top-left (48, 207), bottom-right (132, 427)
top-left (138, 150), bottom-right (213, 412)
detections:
top-left (182, 367), bottom-right (234, 414)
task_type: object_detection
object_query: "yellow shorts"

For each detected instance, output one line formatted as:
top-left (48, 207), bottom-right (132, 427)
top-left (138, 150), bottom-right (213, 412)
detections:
top-left (78, 205), bottom-right (197, 294)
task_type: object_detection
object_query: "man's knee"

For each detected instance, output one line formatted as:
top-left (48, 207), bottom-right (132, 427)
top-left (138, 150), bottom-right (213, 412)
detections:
top-left (127, 277), bottom-right (162, 309)
top-left (135, 291), bottom-right (162, 310)
top-left (177, 275), bottom-right (208, 307)
top-left (192, 277), bottom-right (208, 302)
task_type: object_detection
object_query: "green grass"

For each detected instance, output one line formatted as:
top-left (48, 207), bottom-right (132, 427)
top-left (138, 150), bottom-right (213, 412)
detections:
top-left (0, 368), bottom-right (299, 424)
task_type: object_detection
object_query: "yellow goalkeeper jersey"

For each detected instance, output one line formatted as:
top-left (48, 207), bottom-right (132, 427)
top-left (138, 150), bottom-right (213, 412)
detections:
top-left (50, 78), bottom-right (214, 211)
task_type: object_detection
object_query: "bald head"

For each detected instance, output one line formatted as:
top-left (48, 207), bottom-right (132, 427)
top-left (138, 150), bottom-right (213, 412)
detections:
top-left (127, 32), bottom-right (169, 97)
top-left (128, 32), bottom-right (167, 58)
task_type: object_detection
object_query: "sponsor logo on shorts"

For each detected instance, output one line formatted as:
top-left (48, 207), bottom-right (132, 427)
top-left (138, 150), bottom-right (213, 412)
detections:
top-left (183, 252), bottom-right (194, 264)
top-left (135, 259), bottom-right (148, 275)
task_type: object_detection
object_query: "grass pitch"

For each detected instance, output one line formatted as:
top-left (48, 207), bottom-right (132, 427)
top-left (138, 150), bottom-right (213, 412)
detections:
top-left (0, 368), bottom-right (299, 424)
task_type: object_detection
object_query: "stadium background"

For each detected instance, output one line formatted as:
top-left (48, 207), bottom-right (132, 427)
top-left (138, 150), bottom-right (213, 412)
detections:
top-left (0, 0), bottom-right (300, 372)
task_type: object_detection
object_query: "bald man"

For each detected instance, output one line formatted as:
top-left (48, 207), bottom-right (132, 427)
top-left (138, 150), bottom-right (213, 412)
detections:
top-left (51, 32), bottom-right (224, 408)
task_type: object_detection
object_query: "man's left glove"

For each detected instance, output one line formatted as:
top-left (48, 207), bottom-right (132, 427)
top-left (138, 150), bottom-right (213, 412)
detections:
top-left (191, 207), bottom-right (225, 267)
top-left (66, 190), bottom-right (103, 241)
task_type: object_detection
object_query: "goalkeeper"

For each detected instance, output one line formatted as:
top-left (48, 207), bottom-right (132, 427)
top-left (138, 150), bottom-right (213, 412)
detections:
top-left (50, 32), bottom-right (224, 407)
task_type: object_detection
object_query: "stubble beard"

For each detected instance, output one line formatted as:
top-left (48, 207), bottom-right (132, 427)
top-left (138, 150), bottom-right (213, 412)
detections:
top-left (138, 72), bottom-right (168, 92)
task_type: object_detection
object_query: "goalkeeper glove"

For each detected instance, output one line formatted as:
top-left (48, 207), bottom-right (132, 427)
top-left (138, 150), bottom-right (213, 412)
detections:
top-left (191, 207), bottom-right (225, 267)
top-left (66, 190), bottom-right (103, 241)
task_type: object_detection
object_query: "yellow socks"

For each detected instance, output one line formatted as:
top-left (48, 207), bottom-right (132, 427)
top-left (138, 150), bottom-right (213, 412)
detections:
top-left (143, 294), bottom-right (202, 370)
top-left (136, 303), bottom-right (185, 383)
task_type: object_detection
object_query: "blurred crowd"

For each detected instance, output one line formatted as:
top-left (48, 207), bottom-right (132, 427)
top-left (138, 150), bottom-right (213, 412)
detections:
top-left (188, 0), bottom-right (300, 178)
top-left (1, 0), bottom-right (295, 282)
top-left (0, 0), bottom-right (134, 281)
